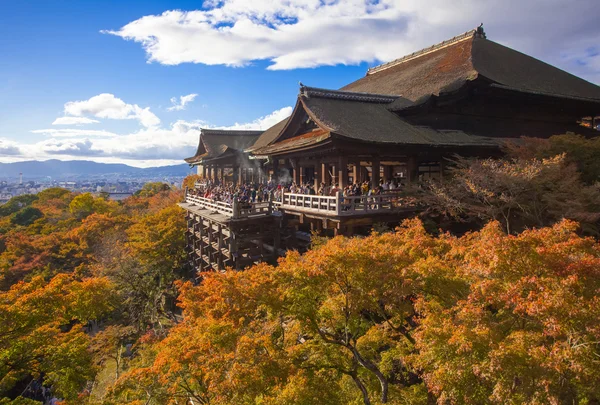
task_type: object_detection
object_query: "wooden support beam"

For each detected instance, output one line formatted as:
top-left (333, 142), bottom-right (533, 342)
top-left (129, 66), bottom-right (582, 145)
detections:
top-left (291, 159), bottom-right (299, 185)
top-left (198, 217), bottom-right (205, 271)
top-left (351, 161), bottom-right (359, 184)
top-left (407, 157), bottom-right (418, 183)
top-left (217, 225), bottom-right (223, 271)
top-left (338, 156), bottom-right (348, 189)
top-left (371, 157), bottom-right (380, 189)
top-left (314, 160), bottom-right (322, 191)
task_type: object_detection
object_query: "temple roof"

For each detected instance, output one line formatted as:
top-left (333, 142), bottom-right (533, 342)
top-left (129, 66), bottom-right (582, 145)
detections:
top-left (342, 27), bottom-right (600, 102)
top-left (301, 87), bottom-right (500, 147)
top-left (185, 129), bottom-right (263, 165)
top-left (246, 118), bottom-right (289, 152)
top-left (249, 85), bottom-right (501, 155)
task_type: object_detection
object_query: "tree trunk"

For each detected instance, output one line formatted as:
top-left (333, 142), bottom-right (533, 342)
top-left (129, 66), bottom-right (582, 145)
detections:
top-left (350, 373), bottom-right (371, 405)
top-left (351, 346), bottom-right (389, 403)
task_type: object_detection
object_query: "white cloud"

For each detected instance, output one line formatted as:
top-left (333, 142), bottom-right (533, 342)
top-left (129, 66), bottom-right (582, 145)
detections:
top-left (64, 93), bottom-right (161, 128)
top-left (13, 106), bottom-right (292, 167)
top-left (31, 128), bottom-right (118, 138)
top-left (168, 93), bottom-right (198, 111)
top-left (52, 117), bottom-right (100, 125)
top-left (0, 139), bottom-right (22, 156)
top-left (103, 0), bottom-right (600, 82)
top-left (217, 106), bottom-right (292, 130)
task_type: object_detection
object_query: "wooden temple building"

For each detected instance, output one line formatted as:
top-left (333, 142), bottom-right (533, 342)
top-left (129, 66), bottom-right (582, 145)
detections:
top-left (181, 26), bottom-right (600, 272)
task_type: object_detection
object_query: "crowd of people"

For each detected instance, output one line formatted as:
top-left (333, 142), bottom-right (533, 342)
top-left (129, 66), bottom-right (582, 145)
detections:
top-left (188, 178), bottom-right (405, 205)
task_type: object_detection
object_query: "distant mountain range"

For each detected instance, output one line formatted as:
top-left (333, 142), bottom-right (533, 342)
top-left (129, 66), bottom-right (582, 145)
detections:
top-left (0, 160), bottom-right (194, 179)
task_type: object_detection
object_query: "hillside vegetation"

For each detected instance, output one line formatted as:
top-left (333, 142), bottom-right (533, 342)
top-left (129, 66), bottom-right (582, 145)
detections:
top-left (1, 135), bottom-right (600, 405)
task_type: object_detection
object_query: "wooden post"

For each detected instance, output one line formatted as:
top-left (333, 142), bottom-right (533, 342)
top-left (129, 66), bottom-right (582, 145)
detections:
top-left (314, 160), bottom-right (322, 191)
top-left (407, 157), bottom-right (418, 183)
top-left (217, 225), bottom-right (223, 271)
top-left (360, 164), bottom-right (368, 183)
top-left (299, 165), bottom-right (304, 185)
top-left (291, 159), bottom-right (299, 185)
top-left (268, 191), bottom-right (273, 214)
top-left (233, 165), bottom-right (239, 186)
top-left (202, 165), bottom-right (207, 179)
top-left (351, 161), bottom-right (359, 184)
top-left (335, 191), bottom-right (342, 216)
top-left (338, 156), bottom-right (348, 189)
top-left (371, 157), bottom-right (380, 189)
top-left (271, 157), bottom-right (279, 182)
top-left (207, 222), bottom-right (213, 270)
top-left (198, 218), bottom-right (205, 271)
top-left (232, 198), bottom-right (239, 219)
top-left (330, 164), bottom-right (337, 186)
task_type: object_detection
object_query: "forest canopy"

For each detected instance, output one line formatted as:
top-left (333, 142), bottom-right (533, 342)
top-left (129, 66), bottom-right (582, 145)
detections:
top-left (1, 135), bottom-right (600, 404)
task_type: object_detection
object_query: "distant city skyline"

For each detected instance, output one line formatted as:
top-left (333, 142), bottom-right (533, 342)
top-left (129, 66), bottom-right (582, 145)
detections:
top-left (1, 0), bottom-right (599, 167)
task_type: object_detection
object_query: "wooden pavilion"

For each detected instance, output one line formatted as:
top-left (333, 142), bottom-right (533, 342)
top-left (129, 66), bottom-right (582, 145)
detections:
top-left (185, 129), bottom-right (265, 184)
top-left (181, 26), bottom-right (600, 271)
top-left (245, 26), bottom-right (600, 189)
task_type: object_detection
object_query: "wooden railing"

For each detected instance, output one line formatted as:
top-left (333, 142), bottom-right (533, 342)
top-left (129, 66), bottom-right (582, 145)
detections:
top-left (279, 191), bottom-right (418, 216)
top-left (185, 192), bottom-right (273, 219)
top-left (185, 194), bottom-right (235, 217)
top-left (184, 188), bottom-right (418, 219)
top-left (281, 192), bottom-right (342, 215)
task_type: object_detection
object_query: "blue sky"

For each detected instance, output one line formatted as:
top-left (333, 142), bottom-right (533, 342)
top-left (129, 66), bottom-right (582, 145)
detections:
top-left (0, 0), bottom-right (599, 167)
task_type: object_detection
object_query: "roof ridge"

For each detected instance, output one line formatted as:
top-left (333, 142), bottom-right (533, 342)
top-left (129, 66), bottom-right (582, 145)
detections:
top-left (201, 129), bottom-right (264, 136)
top-left (300, 85), bottom-right (399, 104)
top-left (367, 26), bottom-right (486, 76)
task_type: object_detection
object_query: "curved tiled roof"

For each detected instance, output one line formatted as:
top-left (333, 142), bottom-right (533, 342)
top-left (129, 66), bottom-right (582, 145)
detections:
top-left (185, 129), bottom-right (263, 164)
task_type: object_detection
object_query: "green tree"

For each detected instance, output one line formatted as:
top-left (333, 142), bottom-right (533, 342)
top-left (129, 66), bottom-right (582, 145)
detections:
top-left (10, 207), bottom-right (43, 226)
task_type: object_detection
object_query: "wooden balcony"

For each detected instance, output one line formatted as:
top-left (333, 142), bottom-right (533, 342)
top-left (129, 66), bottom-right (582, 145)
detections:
top-left (277, 191), bottom-right (418, 217)
top-left (182, 189), bottom-right (419, 220)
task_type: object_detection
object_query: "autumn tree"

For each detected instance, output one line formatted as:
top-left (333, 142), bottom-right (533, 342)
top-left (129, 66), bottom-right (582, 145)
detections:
top-left (182, 174), bottom-right (202, 191)
top-left (505, 133), bottom-right (600, 184)
top-left (424, 154), bottom-right (600, 234)
top-left (109, 220), bottom-right (463, 405)
top-left (414, 220), bottom-right (600, 404)
top-left (0, 275), bottom-right (116, 402)
top-left (69, 193), bottom-right (115, 220)
top-left (134, 182), bottom-right (172, 198)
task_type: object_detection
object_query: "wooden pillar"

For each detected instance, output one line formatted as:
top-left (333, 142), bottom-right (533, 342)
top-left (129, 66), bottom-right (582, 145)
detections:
top-left (338, 157), bottom-right (348, 189)
top-left (360, 164), bottom-right (368, 183)
top-left (371, 157), bottom-right (380, 189)
top-left (198, 217), bottom-right (205, 271)
top-left (383, 165), bottom-right (393, 183)
top-left (233, 166), bottom-right (239, 186)
top-left (407, 157), bottom-right (418, 183)
top-left (202, 165), bottom-right (207, 179)
top-left (207, 221), bottom-right (213, 269)
top-left (272, 158), bottom-right (279, 182)
top-left (291, 159), bottom-right (299, 185)
top-left (351, 161), bottom-right (359, 184)
top-left (299, 165), bottom-right (304, 185)
top-left (314, 160), bottom-right (322, 191)
top-left (439, 158), bottom-right (445, 183)
top-left (217, 225), bottom-right (223, 271)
